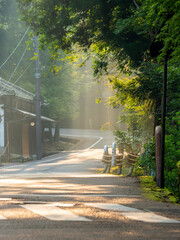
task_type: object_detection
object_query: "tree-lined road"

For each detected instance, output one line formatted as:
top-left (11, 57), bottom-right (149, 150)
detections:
top-left (0, 129), bottom-right (114, 176)
top-left (0, 129), bottom-right (180, 240)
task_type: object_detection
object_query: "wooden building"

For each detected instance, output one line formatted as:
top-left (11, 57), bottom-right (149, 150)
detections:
top-left (0, 78), bottom-right (55, 159)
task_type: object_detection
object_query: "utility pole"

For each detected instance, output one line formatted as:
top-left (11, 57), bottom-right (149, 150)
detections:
top-left (34, 36), bottom-right (42, 160)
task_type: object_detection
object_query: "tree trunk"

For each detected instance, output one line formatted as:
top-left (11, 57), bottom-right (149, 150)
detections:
top-left (54, 121), bottom-right (60, 142)
top-left (47, 123), bottom-right (53, 143)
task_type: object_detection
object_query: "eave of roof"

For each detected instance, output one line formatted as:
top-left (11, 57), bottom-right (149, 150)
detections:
top-left (0, 77), bottom-right (35, 101)
top-left (16, 109), bottom-right (55, 123)
top-left (5, 106), bottom-right (55, 123)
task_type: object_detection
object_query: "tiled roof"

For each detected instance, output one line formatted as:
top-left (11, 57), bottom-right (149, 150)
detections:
top-left (0, 77), bottom-right (34, 101)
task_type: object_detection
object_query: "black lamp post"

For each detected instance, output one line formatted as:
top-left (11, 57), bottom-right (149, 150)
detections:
top-left (160, 54), bottom-right (168, 188)
top-left (150, 39), bottom-right (168, 188)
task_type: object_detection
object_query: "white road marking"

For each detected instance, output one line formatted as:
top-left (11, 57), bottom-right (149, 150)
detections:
top-left (0, 198), bottom-right (12, 201)
top-left (50, 203), bottom-right (74, 207)
top-left (20, 204), bottom-right (91, 221)
top-left (121, 211), bottom-right (180, 223)
top-left (1, 201), bottom-right (179, 223)
top-left (85, 203), bottom-right (142, 212)
top-left (0, 214), bottom-right (6, 220)
top-left (87, 137), bottom-right (103, 150)
top-left (60, 133), bottom-right (103, 150)
top-left (85, 203), bottom-right (180, 223)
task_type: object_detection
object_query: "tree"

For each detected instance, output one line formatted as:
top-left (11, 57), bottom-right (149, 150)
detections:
top-left (16, 0), bottom-right (179, 136)
top-left (16, 0), bottom-right (151, 72)
top-left (1, 0), bottom-right (87, 142)
top-left (108, 62), bottom-right (163, 127)
top-left (16, 0), bottom-right (179, 70)
top-left (15, 0), bottom-right (179, 112)
top-left (0, 0), bottom-right (34, 86)
top-left (139, 0), bottom-right (180, 64)
top-left (41, 53), bottom-right (84, 141)
top-left (0, 0), bottom-right (8, 31)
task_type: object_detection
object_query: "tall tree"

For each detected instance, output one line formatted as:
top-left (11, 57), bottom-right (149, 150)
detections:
top-left (41, 53), bottom-right (85, 140)
top-left (1, 0), bottom-right (86, 141)
top-left (16, 0), bottom-right (179, 68)
top-left (0, 0), bottom-right (7, 30)
top-left (16, 0), bottom-right (180, 131)
top-left (16, 0), bottom-right (150, 72)
top-left (0, 0), bottom-right (34, 87)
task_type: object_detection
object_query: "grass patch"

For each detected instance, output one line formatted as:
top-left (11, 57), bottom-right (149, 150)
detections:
top-left (139, 176), bottom-right (178, 203)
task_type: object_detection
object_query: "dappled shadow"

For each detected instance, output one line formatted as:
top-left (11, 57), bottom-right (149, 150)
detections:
top-left (0, 175), bottom-right (141, 196)
top-left (0, 200), bottom-right (180, 240)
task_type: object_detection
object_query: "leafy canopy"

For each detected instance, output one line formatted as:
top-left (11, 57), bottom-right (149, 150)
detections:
top-left (16, 0), bottom-right (151, 72)
top-left (16, 0), bottom-right (179, 73)
top-left (16, 0), bottom-right (180, 128)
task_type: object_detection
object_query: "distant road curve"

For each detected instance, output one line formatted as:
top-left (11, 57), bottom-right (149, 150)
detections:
top-left (60, 128), bottom-right (115, 150)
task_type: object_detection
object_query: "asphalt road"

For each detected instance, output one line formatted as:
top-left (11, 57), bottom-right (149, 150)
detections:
top-left (0, 129), bottom-right (180, 240)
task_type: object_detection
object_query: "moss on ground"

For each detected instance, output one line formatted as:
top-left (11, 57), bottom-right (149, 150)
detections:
top-left (97, 166), bottom-right (179, 204)
top-left (139, 176), bottom-right (178, 203)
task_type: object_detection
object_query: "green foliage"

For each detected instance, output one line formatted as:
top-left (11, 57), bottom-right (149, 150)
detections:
top-left (108, 58), bottom-right (180, 129)
top-left (0, 0), bottom-right (34, 89)
top-left (138, 137), bottom-right (156, 176)
top-left (16, 0), bottom-right (151, 73)
top-left (14, 0), bottom-right (180, 190)
top-left (16, 0), bottom-right (180, 74)
top-left (166, 66), bottom-right (180, 117)
top-left (15, 0), bottom-right (179, 134)
top-left (164, 112), bottom-right (180, 197)
top-left (0, 0), bottom-right (87, 126)
top-left (114, 130), bottom-right (131, 152)
top-left (113, 93), bottom-right (154, 156)
top-left (114, 122), bottom-right (143, 155)
top-left (0, 0), bottom-right (9, 30)
top-left (139, 176), bottom-right (177, 203)
top-left (138, 112), bottom-right (180, 199)
top-left (139, 0), bottom-right (180, 63)
top-left (108, 62), bottom-right (163, 129)
top-left (41, 61), bottom-right (81, 121)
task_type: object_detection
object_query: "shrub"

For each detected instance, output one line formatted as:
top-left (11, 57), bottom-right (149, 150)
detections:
top-left (138, 137), bottom-right (156, 177)
top-left (137, 112), bottom-right (180, 200)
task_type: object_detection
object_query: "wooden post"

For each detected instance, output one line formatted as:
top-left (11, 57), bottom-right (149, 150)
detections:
top-left (155, 126), bottom-right (162, 187)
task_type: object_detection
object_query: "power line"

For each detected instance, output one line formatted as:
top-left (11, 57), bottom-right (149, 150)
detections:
top-left (0, 25), bottom-right (31, 70)
top-left (12, 61), bottom-right (33, 86)
top-left (0, 46), bottom-right (29, 96)
top-left (8, 47), bottom-right (28, 83)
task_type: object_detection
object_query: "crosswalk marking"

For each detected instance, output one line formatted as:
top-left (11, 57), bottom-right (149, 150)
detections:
top-left (0, 214), bottom-right (6, 220)
top-left (0, 202), bottom-right (179, 223)
top-left (0, 198), bottom-right (12, 201)
top-left (20, 204), bottom-right (91, 221)
top-left (120, 211), bottom-right (180, 223)
top-left (85, 203), bottom-right (180, 223)
top-left (85, 203), bottom-right (141, 212)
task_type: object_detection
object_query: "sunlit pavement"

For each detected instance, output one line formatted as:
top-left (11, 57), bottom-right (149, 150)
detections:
top-left (60, 128), bottom-right (116, 149)
top-left (0, 129), bottom-right (180, 240)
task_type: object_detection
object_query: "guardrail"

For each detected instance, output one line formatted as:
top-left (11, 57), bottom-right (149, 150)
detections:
top-left (101, 143), bottom-right (138, 176)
